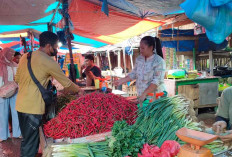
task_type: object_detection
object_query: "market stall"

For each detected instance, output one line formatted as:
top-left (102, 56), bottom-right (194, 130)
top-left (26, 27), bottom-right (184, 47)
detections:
top-left (40, 93), bottom-right (232, 157)
top-left (164, 77), bottom-right (219, 111)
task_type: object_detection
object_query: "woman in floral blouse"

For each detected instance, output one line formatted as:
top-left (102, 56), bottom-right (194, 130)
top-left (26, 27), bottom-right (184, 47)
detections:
top-left (115, 36), bottom-right (166, 103)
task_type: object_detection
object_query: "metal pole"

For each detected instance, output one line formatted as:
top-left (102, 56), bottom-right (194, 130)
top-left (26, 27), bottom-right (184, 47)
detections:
top-left (62, 0), bottom-right (76, 83)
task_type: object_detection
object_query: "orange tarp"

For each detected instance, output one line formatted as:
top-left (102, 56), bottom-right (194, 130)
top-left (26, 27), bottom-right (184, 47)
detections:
top-left (69, 0), bottom-right (163, 44)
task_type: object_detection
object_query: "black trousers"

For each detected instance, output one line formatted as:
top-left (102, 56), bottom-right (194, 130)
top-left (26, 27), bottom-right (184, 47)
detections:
top-left (18, 112), bottom-right (43, 157)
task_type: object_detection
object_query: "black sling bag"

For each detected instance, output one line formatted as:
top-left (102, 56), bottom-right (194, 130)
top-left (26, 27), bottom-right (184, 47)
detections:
top-left (27, 52), bottom-right (56, 107)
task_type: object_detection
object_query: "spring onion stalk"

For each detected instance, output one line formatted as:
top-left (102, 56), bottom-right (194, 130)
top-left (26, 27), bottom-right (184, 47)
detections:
top-left (52, 141), bottom-right (109, 157)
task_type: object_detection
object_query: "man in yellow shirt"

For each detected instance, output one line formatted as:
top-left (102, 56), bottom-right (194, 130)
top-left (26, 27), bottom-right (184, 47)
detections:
top-left (15, 31), bottom-right (84, 157)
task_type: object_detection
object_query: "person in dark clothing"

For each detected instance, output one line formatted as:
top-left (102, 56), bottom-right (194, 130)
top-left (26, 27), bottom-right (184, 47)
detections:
top-left (81, 55), bottom-right (101, 86)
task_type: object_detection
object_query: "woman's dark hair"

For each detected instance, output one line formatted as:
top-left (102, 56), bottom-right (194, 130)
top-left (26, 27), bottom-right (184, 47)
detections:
top-left (141, 36), bottom-right (163, 58)
top-left (14, 51), bottom-right (21, 57)
top-left (39, 31), bottom-right (59, 47)
top-left (85, 55), bottom-right (94, 61)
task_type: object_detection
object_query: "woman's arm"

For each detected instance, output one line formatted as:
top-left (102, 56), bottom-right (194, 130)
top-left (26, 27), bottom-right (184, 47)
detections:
top-left (115, 59), bottom-right (138, 86)
top-left (114, 75), bottom-right (133, 86)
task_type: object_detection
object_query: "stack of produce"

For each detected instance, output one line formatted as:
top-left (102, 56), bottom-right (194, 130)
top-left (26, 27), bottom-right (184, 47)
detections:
top-left (109, 121), bottom-right (145, 157)
top-left (133, 95), bottom-right (228, 153)
top-left (43, 92), bottom-right (137, 139)
top-left (137, 141), bottom-right (180, 157)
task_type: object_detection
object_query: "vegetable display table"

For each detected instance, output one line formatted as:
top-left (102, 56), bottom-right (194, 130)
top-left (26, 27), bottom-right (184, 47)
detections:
top-left (164, 78), bottom-right (219, 109)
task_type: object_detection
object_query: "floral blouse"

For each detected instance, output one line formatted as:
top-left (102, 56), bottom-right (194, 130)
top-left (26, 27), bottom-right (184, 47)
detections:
top-left (128, 54), bottom-right (166, 96)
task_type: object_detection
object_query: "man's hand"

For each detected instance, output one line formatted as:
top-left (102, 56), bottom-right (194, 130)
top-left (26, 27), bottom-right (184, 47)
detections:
top-left (212, 121), bottom-right (227, 134)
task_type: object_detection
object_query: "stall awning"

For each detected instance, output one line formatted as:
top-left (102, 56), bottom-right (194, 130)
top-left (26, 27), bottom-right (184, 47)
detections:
top-left (69, 0), bottom-right (163, 44)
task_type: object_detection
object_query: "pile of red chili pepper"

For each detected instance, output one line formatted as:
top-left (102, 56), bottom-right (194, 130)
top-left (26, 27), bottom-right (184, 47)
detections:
top-left (43, 92), bottom-right (137, 139)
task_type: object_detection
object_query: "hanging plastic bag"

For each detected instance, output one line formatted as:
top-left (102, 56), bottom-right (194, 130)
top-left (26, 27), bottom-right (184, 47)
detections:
top-left (210, 0), bottom-right (232, 7)
top-left (181, 0), bottom-right (217, 31)
top-left (181, 0), bottom-right (232, 44)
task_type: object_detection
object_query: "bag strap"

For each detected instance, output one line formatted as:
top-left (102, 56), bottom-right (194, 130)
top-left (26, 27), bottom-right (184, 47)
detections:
top-left (27, 52), bottom-right (45, 93)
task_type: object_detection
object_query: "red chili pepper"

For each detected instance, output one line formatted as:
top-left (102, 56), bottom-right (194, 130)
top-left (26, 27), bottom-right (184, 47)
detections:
top-left (43, 92), bottom-right (137, 139)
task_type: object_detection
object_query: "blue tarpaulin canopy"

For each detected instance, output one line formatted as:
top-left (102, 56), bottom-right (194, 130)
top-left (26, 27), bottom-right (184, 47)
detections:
top-left (161, 29), bottom-right (228, 52)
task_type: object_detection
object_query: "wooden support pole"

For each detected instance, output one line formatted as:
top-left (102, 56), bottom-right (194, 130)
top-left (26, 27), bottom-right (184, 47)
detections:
top-left (96, 53), bottom-right (100, 67)
top-left (117, 50), bottom-right (121, 68)
top-left (30, 32), bottom-right (34, 52)
top-left (193, 48), bottom-right (196, 70)
top-left (123, 47), bottom-right (127, 75)
top-left (107, 50), bottom-right (112, 72)
top-left (209, 51), bottom-right (214, 76)
top-left (62, 0), bottom-right (76, 83)
top-left (130, 55), bottom-right (133, 69)
top-left (107, 50), bottom-right (113, 89)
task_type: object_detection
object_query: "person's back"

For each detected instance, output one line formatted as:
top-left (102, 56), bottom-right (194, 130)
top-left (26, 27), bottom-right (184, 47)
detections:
top-left (216, 86), bottom-right (232, 124)
top-left (16, 50), bottom-right (61, 114)
top-left (15, 31), bottom-right (84, 157)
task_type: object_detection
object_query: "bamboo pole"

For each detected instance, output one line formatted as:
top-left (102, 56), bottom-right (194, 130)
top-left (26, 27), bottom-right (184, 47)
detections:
top-left (123, 47), bottom-right (127, 75)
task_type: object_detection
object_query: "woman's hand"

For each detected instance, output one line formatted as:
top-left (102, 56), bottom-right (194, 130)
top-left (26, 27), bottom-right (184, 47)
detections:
top-left (212, 121), bottom-right (227, 134)
top-left (114, 79), bottom-right (123, 86)
top-left (138, 93), bottom-right (146, 104)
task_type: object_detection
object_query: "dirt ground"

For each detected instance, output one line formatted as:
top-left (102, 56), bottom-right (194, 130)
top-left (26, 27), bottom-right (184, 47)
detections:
top-left (198, 108), bottom-right (216, 128)
top-left (0, 138), bottom-right (42, 157)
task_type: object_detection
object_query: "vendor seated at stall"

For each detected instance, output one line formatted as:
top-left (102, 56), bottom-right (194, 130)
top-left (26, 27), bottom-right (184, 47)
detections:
top-left (213, 86), bottom-right (232, 142)
top-left (81, 55), bottom-right (101, 86)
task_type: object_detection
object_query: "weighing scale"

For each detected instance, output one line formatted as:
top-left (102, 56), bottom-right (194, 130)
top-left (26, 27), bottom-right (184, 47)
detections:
top-left (176, 128), bottom-right (218, 157)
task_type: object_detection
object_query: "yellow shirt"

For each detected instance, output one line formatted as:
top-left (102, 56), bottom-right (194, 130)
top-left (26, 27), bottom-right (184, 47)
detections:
top-left (15, 50), bottom-right (79, 114)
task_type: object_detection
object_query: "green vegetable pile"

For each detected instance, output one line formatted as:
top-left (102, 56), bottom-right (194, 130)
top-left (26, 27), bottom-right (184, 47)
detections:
top-left (133, 95), bottom-right (229, 154)
top-left (133, 95), bottom-right (201, 147)
top-left (109, 121), bottom-right (145, 157)
top-left (56, 94), bottom-right (76, 114)
top-left (52, 141), bottom-right (109, 157)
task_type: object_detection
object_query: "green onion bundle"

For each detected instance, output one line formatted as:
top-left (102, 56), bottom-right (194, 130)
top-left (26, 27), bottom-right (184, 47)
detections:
top-left (52, 141), bottom-right (109, 157)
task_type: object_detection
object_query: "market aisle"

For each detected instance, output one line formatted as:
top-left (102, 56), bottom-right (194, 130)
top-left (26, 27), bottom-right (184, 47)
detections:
top-left (0, 138), bottom-right (21, 157)
top-left (0, 138), bottom-right (42, 157)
